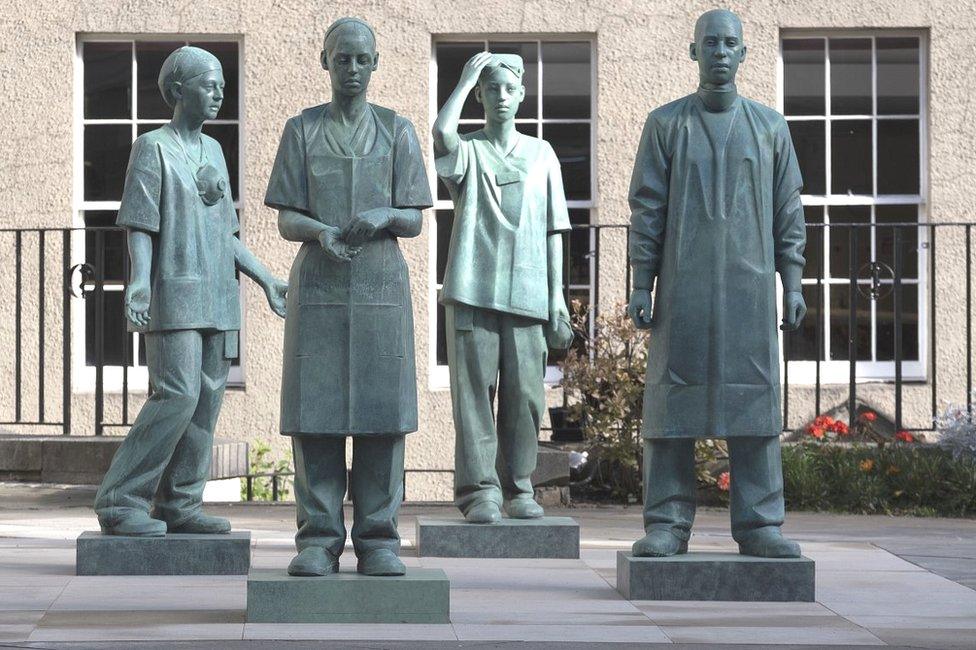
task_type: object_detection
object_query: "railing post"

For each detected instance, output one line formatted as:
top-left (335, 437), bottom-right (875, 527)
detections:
top-left (848, 225), bottom-right (858, 428)
top-left (38, 230), bottom-right (46, 422)
top-left (62, 230), bottom-right (72, 436)
top-left (14, 231), bottom-right (22, 422)
top-left (967, 224), bottom-right (972, 415)
top-left (893, 226), bottom-right (903, 431)
top-left (929, 225), bottom-right (937, 422)
top-left (94, 229), bottom-right (105, 436)
top-left (815, 225), bottom-right (824, 417)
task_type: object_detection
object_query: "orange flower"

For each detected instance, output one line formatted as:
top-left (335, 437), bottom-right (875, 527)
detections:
top-left (831, 420), bottom-right (850, 436)
top-left (886, 465), bottom-right (901, 476)
top-left (814, 415), bottom-right (834, 428)
top-left (894, 430), bottom-right (915, 443)
top-left (717, 471), bottom-right (731, 491)
top-left (808, 426), bottom-right (826, 440)
top-left (860, 411), bottom-right (877, 422)
top-left (859, 458), bottom-right (874, 472)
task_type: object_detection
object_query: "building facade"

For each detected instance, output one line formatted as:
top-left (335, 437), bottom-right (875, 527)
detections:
top-left (0, 1), bottom-right (969, 500)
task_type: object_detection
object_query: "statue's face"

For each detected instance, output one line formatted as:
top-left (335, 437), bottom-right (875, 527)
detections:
top-left (475, 66), bottom-right (525, 122)
top-left (322, 28), bottom-right (378, 97)
top-left (690, 12), bottom-right (746, 87)
top-left (178, 68), bottom-right (224, 121)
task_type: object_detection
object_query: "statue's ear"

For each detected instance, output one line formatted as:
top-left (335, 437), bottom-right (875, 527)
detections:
top-left (474, 83), bottom-right (483, 105)
top-left (372, 51), bottom-right (379, 72)
top-left (170, 81), bottom-right (184, 103)
top-left (689, 42), bottom-right (698, 61)
top-left (320, 49), bottom-right (329, 71)
top-left (739, 45), bottom-right (748, 63)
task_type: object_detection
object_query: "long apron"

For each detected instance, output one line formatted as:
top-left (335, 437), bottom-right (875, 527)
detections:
top-left (280, 105), bottom-right (418, 436)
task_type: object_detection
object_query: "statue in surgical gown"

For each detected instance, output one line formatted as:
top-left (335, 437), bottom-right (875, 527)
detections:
top-left (626, 9), bottom-right (807, 558)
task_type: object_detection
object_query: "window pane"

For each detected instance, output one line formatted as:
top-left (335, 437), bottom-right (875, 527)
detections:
top-left (84, 124), bottom-right (131, 201)
top-left (803, 205), bottom-right (824, 279)
top-left (876, 204), bottom-right (919, 278)
top-left (189, 41), bottom-right (239, 120)
top-left (436, 302), bottom-right (448, 366)
top-left (788, 120), bottom-right (825, 195)
top-left (786, 284), bottom-right (822, 361)
top-left (829, 284), bottom-right (871, 361)
top-left (84, 42), bottom-right (132, 119)
top-left (568, 209), bottom-right (591, 286)
top-left (545, 123), bottom-right (590, 201)
top-left (829, 38), bottom-right (871, 115)
top-left (877, 37), bottom-right (920, 115)
top-left (435, 209), bottom-right (453, 285)
top-left (877, 119), bottom-right (919, 195)
top-left (783, 38), bottom-right (825, 116)
top-left (436, 42), bottom-right (484, 120)
top-left (516, 123), bottom-right (538, 138)
top-left (85, 290), bottom-right (129, 366)
top-left (84, 211), bottom-right (126, 283)
top-left (828, 206), bottom-right (870, 279)
top-left (876, 283), bottom-right (919, 361)
top-left (831, 120), bottom-right (872, 195)
top-left (136, 41), bottom-right (184, 120)
top-left (202, 123), bottom-right (240, 201)
top-left (489, 42), bottom-right (538, 120)
top-left (542, 42), bottom-right (591, 119)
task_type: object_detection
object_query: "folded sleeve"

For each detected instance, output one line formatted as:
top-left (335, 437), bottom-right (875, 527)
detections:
top-left (546, 144), bottom-right (572, 234)
top-left (392, 117), bottom-right (434, 209)
top-left (116, 136), bottom-right (162, 233)
top-left (434, 136), bottom-right (471, 184)
top-left (264, 116), bottom-right (310, 215)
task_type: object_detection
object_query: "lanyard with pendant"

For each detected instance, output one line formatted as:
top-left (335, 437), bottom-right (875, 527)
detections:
top-left (169, 125), bottom-right (226, 206)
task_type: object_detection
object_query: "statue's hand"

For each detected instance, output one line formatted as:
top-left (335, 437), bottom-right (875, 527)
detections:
top-left (318, 225), bottom-right (360, 263)
top-left (124, 280), bottom-right (151, 328)
top-left (459, 51), bottom-right (494, 90)
top-left (545, 302), bottom-right (574, 350)
top-left (627, 289), bottom-right (653, 330)
top-left (781, 290), bottom-right (807, 331)
top-left (342, 208), bottom-right (390, 247)
top-left (264, 277), bottom-right (288, 319)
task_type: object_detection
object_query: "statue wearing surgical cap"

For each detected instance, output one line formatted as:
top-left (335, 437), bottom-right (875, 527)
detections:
top-left (94, 46), bottom-right (288, 538)
top-left (432, 52), bottom-right (573, 524)
top-left (626, 9), bottom-right (806, 558)
top-left (265, 18), bottom-right (433, 576)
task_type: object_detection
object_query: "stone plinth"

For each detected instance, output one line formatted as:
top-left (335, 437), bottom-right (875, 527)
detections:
top-left (246, 568), bottom-right (450, 623)
top-left (617, 551), bottom-right (815, 601)
top-left (416, 516), bottom-right (580, 558)
top-left (76, 531), bottom-right (251, 576)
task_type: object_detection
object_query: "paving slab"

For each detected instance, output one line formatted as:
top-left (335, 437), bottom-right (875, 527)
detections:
top-left (453, 623), bottom-right (671, 643)
top-left (246, 568), bottom-right (450, 624)
top-left (617, 552), bottom-right (815, 601)
top-left (76, 530), bottom-right (251, 576)
top-left (662, 625), bottom-right (885, 645)
top-left (416, 516), bottom-right (579, 558)
top-left (243, 623), bottom-right (457, 640)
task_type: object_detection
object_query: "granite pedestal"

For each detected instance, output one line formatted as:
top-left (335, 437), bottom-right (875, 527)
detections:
top-left (617, 551), bottom-right (815, 601)
top-left (76, 531), bottom-right (251, 576)
top-left (246, 568), bottom-right (450, 623)
top-left (416, 516), bottom-right (580, 558)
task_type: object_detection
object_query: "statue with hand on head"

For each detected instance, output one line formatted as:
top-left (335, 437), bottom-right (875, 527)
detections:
top-left (626, 9), bottom-right (807, 558)
top-left (265, 17), bottom-right (433, 577)
top-left (94, 46), bottom-right (288, 537)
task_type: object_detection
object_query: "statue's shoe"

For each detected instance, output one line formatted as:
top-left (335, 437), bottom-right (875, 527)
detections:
top-left (167, 513), bottom-right (231, 534)
top-left (288, 547), bottom-right (339, 577)
top-left (632, 529), bottom-right (688, 557)
top-left (464, 501), bottom-right (502, 524)
top-left (357, 549), bottom-right (406, 576)
top-left (503, 497), bottom-right (544, 519)
top-left (100, 513), bottom-right (167, 537)
top-left (737, 527), bottom-right (801, 558)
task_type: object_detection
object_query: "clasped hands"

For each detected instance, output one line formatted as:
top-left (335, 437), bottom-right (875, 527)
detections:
top-left (318, 208), bottom-right (391, 262)
top-left (626, 286), bottom-right (807, 331)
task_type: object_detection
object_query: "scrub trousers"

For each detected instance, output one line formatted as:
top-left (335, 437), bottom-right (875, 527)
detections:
top-left (94, 329), bottom-right (232, 528)
top-left (291, 435), bottom-right (405, 559)
top-left (445, 303), bottom-right (548, 515)
top-left (642, 436), bottom-right (786, 542)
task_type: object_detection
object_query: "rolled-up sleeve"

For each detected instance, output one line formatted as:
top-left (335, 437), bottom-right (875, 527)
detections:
top-left (116, 136), bottom-right (162, 233)
top-left (393, 118), bottom-right (434, 209)
top-left (546, 144), bottom-right (571, 234)
top-left (434, 137), bottom-right (470, 185)
top-left (264, 117), bottom-right (310, 215)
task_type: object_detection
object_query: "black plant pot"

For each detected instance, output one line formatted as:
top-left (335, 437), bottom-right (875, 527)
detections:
top-left (549, 406), bottom-right (585, 443)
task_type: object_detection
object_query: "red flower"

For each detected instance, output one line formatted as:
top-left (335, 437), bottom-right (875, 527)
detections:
top-left (717, 471), bottom-right (731, 491)
top-left (807, 426), bottom-right (826, 440)
top-left (831, 420), bottom-right (850, 436)
top-left (860, 411), bottom-right (877, 422)
top-left (814, 415), bottom-right (834, 428)
top-left (894, 430), bottom-right (915, 443)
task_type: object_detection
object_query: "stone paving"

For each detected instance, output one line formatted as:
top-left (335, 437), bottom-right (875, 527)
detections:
top-left (0, 485), bottom-right (974, 648)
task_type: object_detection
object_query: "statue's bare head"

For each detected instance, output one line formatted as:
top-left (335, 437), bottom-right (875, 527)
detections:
top-left (320, 17), bottom-right (378, 98)
top-left (690, 9), bottom-right (746, 88)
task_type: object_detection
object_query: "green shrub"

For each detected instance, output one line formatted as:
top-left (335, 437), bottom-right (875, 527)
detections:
top-left (240, 441), bottom-right (293, 501)
top-left (782, 442), bottom-right (976, 516)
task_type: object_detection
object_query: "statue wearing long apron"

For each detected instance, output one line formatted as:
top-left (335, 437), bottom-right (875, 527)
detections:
top-left (94, 47), bottom-right (288, 537)
top-left (265, 18), bottom-right (432, 576)
top-left (626, 10), bottom-right (807, 558)
top-left (433, 53), bottom-right (574, 524)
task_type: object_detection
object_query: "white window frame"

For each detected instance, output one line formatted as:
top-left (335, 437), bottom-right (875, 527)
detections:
top-left (73, 33), bottom-right (246, 394)
top-left (777, 29), bottom-right (929, 385)
top-left (428, 35), bottom-right (598, 390)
